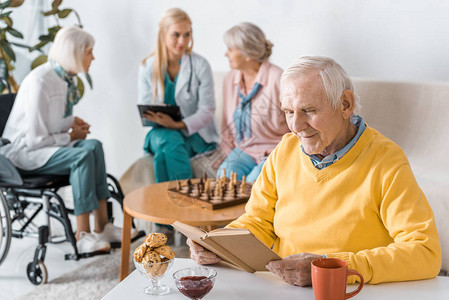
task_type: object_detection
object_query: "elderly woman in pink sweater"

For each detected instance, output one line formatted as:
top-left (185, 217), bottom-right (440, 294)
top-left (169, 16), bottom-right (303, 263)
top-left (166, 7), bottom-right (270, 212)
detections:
top-left (217, 22), bottom-right (289, 182)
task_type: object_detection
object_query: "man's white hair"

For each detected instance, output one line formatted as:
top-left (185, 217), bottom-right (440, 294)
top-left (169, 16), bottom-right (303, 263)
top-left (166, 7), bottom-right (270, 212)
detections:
top-left (48, 26), bottom-right (95, 73)
top-left (281, 55), bottom-right (361, 113)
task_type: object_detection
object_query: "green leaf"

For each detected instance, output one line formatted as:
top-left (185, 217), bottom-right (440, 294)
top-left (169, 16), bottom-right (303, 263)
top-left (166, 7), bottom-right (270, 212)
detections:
top-left (0, 1), bottom-right (11, 9)
top-left (9, 0), bottom-right (25, 8)
top-left (31, 40), bottom-right (50, 51)
top-left (76, 76), bottom-right (85, 98)
top-left (85, 72), bottom-right (93, 89)
top-left (0, 39), bottom-right (15, 61)
top-left (0, 11), bottom-right (12, 18)
top-left (57, 8), bottom-right (72, 18)
top-left (38, 33), bottom-right (54, 42)
top-left (41, 9), bottom-right (58, 16)
top-left (48, 26), bottom-right (61, 34)
top-left (31, 54), bottom-right (47, 69)
top-left (6, 27), bottom-right (23, 39)
top-left (0, 58), bottom-right (8, 92)
top-left (52, 0), bottom-right (62, 10)
top-left (4, 16), bottom-right (12, 26)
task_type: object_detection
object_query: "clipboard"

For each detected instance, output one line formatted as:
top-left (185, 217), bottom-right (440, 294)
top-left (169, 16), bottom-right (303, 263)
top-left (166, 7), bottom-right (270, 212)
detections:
top-left (138, 104), bottom-right (182, 127)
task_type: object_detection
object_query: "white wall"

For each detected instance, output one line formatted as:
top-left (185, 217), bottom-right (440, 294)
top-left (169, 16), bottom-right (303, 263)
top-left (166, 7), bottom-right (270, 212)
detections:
top-left (12, 0), bottom-right (449, 178)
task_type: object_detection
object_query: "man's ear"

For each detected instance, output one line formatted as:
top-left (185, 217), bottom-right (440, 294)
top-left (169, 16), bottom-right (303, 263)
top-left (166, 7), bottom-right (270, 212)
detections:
top-left (340, 90), bottom-right (355, 119)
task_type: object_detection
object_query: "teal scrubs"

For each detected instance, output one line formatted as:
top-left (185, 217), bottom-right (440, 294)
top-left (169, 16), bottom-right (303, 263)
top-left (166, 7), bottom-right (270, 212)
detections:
top-left (144, 71), bottom-right (215, 183)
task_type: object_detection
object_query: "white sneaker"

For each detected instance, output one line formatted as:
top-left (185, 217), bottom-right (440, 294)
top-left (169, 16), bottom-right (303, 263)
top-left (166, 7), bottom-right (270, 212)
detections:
top-left (76, 231), bottom-right (111, 254)
top-left (94, 223), bottom-right (138, 243)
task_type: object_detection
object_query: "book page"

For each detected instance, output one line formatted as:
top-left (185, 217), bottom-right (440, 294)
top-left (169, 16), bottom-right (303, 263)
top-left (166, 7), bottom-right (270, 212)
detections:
top-left (172, 222), bottom-right (253, 272)
top-left (209, 227), bottom-right (249, 236)
top-left (209, 233), bottom-right (281, 272)
top-left (172, 221), bottom-right (281, 272)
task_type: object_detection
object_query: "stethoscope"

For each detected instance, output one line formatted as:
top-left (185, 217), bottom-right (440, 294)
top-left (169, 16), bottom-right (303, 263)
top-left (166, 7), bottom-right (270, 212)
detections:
top-left (187, 54), bottom-right (193, 93)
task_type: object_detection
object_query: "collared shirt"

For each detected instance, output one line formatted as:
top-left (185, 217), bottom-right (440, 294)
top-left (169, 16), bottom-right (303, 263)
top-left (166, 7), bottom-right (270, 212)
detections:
top-left (302, 115), bottom-right (366, 169)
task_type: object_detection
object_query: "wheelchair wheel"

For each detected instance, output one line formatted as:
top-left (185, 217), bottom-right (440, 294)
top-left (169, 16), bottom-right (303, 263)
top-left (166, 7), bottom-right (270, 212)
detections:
top-left (26, 260), bottom-right (48, 285)
top-left (0, 191), bottom-right (11, 266)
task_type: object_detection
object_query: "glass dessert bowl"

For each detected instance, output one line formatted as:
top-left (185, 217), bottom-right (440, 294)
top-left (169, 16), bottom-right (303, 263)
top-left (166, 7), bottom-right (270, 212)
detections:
top-left (134, 257), bottom-right (174, 295)
top-left (173, 267), bottom-right (217, 299)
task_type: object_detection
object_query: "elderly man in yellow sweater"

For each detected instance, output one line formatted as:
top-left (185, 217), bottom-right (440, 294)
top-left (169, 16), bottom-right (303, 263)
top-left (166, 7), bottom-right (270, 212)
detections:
top-left (187, 55), bottom-right (441, 286)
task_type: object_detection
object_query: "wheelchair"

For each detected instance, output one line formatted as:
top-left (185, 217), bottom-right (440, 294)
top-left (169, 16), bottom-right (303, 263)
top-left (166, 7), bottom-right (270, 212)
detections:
top-left (0, 79), bottom-right (142, 285)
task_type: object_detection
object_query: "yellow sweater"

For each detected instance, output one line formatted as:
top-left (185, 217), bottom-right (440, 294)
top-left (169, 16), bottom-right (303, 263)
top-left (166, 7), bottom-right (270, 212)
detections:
top-left (228, 126), bottom-right (441, 284)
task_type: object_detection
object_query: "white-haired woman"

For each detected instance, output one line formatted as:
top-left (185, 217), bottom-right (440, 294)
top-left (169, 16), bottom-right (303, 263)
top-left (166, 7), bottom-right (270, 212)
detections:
top-left (138, 8), bottom-right (218, 183)
top-left (0, 26), bottom-right (135, 254)
top-left (218, 22), bottom-right (289, 182)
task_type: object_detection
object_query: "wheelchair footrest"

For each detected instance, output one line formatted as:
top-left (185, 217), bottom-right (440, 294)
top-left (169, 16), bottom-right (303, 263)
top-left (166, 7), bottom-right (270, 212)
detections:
top-left (64, 249), bottom-right (111, 261)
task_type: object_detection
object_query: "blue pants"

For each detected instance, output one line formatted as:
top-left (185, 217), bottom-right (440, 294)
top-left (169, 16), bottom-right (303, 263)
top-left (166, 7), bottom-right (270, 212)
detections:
top-left (19, 139), bottom-right (111, 216)
top-left (217, 148), bottom-right (266, 183)
top-left (144, 128), bottom-right (215, 183)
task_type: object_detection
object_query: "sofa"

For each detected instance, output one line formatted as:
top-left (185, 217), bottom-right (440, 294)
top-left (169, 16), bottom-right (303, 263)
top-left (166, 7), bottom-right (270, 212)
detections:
top-left (120, 73), bottom-right (449, 273)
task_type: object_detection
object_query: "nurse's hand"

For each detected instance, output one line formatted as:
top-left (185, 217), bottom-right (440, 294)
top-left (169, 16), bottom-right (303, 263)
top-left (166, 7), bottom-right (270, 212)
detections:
top-left (186, 238), bottom-right (222, 265)
top-left (144, 111), bottom-right (186, 129)
top-left (266, 253), bottom-right (323, 287)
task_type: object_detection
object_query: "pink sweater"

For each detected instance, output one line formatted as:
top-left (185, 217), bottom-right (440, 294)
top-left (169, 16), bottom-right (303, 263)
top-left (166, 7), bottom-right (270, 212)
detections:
top-left (220, 61), bottom-right (289, 163)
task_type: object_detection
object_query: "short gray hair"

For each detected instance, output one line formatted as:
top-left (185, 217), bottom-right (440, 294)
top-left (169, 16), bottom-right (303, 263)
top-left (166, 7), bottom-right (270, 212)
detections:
top-left (48, 26), bottom-right (95, 73)
top-left (223, 22), bottom-right (273, 62)
top-left (281, 55), bottom-right (361, 113)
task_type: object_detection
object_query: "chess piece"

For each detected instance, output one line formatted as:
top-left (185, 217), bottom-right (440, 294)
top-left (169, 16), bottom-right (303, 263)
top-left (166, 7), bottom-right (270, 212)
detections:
top-left (239, 175), bottom-right (247, 195)
top-left (176, 180), bottom-right (181, 191)
top-left (214, 181), bottom-right (221, 196)
top-left (231, 171), bottom-right (237, 186)
top-left (228, 173), bottom-right (234, 190)
top-left (204, 180), bottom-right (210, 194)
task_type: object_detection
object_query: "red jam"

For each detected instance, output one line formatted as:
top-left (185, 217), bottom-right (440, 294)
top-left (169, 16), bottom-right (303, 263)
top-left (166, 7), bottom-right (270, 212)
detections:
top-left (178, 276), bottom-right (213, 299)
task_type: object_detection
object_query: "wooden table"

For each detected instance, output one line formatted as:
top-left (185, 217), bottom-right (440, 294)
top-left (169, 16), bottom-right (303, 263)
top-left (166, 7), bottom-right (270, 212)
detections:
top-left (119, 181), bottom-right (246, 281)
top-left (107, 258), bottom-right (449, 300)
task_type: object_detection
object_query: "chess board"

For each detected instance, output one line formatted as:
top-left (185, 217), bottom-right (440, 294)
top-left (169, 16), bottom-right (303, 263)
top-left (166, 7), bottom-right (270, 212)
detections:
top-left (167, 176), bottom-right (252, 210)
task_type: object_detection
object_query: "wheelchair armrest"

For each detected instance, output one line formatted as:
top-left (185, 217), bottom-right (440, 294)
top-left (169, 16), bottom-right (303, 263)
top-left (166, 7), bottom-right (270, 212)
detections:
top-left (0, 137), bottom-right (10, 147)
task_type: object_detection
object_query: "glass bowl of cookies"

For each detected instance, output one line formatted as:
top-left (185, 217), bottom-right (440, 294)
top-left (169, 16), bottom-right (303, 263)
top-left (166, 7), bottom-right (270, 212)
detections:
top-left (133, 233), bottom-right (176, 295)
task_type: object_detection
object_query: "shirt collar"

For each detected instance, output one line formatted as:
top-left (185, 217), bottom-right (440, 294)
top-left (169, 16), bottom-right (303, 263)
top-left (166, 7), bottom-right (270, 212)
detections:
top-left (302, 115), bottom-right (366, 169)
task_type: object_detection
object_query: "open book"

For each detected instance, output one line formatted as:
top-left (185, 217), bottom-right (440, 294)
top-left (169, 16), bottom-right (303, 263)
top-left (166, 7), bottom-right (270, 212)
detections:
top-left (172, 221), bottom-right (281, 272)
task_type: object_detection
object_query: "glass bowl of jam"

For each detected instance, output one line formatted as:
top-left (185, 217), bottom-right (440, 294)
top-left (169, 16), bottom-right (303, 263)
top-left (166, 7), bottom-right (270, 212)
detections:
top-left (173, 267), bottom-right (217, 299)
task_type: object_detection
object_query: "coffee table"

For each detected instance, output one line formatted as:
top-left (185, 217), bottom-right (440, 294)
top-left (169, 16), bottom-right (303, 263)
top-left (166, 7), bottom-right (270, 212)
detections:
top-left (120, 181), bottom-right (246, 280)
top-left (107, 258), bottom-right (449, 300)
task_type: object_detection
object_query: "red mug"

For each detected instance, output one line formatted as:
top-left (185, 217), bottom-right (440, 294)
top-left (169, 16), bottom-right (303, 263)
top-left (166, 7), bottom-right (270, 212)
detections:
top-left (311, 258), bottom-right (364, 300)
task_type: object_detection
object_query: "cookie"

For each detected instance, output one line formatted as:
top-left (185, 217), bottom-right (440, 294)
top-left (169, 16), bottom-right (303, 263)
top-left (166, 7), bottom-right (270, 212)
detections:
top-left (144, 233), bottom-right (168, 247)
top-left (156, 257), bottom-right (170, 276)
top-left (142, 250), bottom-right (161, 264)
top-left (133, 243), bottom-right (147, 263)
top-left (154, 245), bottom-right (175, 260)
top-left (143, 262), bottom-right (161, 277)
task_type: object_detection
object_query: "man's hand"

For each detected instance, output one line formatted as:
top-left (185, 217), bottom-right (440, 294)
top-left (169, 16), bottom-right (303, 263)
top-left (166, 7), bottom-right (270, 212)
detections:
top-left (70, 116), bottom-right (90, 141)
top-left (186, 238), bottom-right (222, 265)
top-left (266, 253), bottom-right (323, 287)
top-left (143, 111), bottom-right (185, 129)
